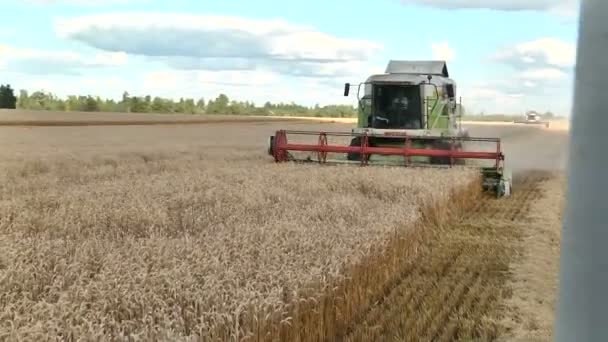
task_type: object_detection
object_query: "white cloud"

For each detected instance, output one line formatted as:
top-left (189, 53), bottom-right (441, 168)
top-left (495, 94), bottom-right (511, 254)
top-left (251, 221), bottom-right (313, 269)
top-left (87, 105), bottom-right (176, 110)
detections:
top-left (486, 38), bottom-right (575, 109)
top-left (25, 0), bottom-right (143, 4)
top-left (464, 87), bottom-right (523, 101)
top-left (473, 69), bottom-right (571, 97)
top-left (431, 41), bottom-right (455, 62)
top-left (460, 71), bottom-right (574, 115)
top-left (143, 71), bottom-right (181, 91)
top-left (0, 45), bottom-right (127, 75)
top-left (92, 51), bottom-right (128, 66)
top-left (197, 70), bottom-right (281, 87)
top-left (54, 13), bottom-right (383, 77)
top-left (517, 68), bottom-right (568, 81)
top-left (401, 0), bottom-right (579, 15)
top-left (495, 38), bottom-right (576, 68)
top-left (459, 86), bottom-right (526, 114)
top-left (160, 56), bottom-right (371, 78)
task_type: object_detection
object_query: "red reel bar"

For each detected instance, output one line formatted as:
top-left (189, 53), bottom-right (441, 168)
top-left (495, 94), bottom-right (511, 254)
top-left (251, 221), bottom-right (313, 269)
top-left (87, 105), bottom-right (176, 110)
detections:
top-left (272, 130), bottom-right (505, 168)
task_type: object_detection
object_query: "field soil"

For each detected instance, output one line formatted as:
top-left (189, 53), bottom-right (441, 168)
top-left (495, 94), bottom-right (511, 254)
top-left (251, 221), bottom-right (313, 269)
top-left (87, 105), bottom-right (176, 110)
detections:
top-left (0, 110), bottom-right (570, 130)
top-left (0, 109), bottom-right (355, 126)
top-left (0, 113), bottom-right (569, 341)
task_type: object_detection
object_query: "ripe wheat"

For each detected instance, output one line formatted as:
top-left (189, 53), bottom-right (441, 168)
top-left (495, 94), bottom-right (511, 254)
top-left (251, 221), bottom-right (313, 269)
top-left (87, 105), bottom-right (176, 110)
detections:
top-left (0, 138), bottom-right (479, 341)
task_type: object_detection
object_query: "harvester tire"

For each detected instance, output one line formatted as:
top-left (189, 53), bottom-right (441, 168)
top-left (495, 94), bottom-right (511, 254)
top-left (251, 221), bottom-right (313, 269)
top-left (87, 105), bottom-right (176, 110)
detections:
top-left (430, 140), bottom-right (451, 165)
top-left (268, 136), bottom-right (275, 156)
top-left (347, 137), bottom-right (371, 162)
top-left (430, 139), bottom-right (467, 166)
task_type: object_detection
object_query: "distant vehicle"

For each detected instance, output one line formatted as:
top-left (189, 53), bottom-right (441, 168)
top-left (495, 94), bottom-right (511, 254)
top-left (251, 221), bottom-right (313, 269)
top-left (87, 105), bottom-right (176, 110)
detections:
top-left (514, 111), bottom-right (550, 128)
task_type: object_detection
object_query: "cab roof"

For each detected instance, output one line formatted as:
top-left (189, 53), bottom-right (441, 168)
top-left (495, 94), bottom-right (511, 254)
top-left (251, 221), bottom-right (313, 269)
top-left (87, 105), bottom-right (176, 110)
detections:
top-left (365, 60), bottom-right (454, 85)
top-left (385, 60), bottom-right (449, 77)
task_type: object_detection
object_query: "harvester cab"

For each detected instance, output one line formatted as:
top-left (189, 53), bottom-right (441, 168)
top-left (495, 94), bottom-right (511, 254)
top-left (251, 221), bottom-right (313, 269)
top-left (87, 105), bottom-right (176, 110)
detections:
top-left (268, 60), bottom-right (512, 198)
top-left (343, 61), bottom-right (466, 164)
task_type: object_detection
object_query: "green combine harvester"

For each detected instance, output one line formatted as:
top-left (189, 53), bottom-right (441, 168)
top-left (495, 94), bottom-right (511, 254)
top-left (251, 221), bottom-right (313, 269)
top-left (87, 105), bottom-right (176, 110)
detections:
top-left (268, 60), bottom-right (512, 197)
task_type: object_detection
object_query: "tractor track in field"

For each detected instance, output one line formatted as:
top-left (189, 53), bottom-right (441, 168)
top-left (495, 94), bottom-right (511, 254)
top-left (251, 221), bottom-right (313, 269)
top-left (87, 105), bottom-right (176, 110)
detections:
top-left (338, 170), bottom-right (549, 342)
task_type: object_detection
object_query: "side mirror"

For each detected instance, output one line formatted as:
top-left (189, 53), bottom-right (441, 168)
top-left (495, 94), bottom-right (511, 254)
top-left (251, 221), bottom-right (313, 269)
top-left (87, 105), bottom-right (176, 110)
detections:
top-left (446, 84), bottom-right (455, 99)
top-left (344, 83), bottom-right (350, 97)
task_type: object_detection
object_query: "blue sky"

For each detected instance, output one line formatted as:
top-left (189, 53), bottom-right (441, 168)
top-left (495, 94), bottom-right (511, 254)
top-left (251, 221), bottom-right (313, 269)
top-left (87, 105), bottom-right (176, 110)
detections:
top-left (0, 0), bottom-right (580, 115)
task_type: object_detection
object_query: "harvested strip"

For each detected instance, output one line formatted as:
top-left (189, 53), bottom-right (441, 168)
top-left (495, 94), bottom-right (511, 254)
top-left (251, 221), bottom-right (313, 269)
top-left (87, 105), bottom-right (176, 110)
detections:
top-left (339, 171), bottom-right (549, 342)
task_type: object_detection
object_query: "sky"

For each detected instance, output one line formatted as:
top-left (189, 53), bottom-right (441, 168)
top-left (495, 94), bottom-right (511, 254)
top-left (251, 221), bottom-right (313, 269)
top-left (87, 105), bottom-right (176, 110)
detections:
top-left (0, 0), bottom-right (581, 116)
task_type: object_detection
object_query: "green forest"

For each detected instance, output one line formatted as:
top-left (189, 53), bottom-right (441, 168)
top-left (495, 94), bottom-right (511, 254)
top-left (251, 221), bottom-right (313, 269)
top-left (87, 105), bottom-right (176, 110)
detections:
top-left (0, 84), bottom-right (357, 118)
top-left (0, 84), bottom-right (559, 120)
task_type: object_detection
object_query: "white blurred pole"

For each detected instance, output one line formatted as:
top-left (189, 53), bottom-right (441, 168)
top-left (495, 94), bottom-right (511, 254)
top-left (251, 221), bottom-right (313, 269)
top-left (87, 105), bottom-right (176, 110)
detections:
top-left (555, 0), bottom-right (608, 341)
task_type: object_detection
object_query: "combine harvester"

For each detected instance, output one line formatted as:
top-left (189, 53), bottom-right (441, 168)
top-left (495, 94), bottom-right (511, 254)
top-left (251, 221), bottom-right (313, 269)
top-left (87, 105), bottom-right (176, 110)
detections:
top-left (514, 111), bottom-right (551, 128)
top-left (267, 60), bottom-right (512, 197)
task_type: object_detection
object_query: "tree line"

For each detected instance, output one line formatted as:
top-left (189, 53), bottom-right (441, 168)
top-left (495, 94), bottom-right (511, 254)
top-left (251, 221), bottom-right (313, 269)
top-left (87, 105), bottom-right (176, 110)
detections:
top-left (0, 85), bottom-right (357, 118)
top-left (0, 84), bottom-right (17, 109)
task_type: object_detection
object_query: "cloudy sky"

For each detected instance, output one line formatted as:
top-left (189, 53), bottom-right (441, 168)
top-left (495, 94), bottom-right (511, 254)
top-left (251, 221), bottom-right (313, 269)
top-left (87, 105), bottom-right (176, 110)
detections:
top-left (0, 0), bottom-right (580, 115)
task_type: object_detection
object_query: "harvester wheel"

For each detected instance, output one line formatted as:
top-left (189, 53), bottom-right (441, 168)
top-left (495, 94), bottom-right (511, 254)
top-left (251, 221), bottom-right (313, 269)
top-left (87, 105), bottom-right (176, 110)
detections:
top-left (429, 140), bottom-right (451, 165)
top-left (454, 142), bottom-right (467, 166)
top-left (347, 137), bottom-right (371, 162)
top-left (268, 136), bottom-right (275, 156)
top-left (430, 139), bottom-right (467, 166)
top-left (496, 179), bottom-right (513, 198)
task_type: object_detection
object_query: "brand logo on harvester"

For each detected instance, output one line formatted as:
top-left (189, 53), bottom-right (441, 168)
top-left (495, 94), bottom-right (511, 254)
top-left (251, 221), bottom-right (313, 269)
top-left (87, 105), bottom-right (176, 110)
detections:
top-left (383, 131), bottom-right (409, 136)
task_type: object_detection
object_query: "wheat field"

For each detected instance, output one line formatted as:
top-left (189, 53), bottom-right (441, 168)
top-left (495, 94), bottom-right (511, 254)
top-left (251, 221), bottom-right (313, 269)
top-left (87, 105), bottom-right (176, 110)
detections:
top-left (0, 114), bottom-right (566, 341)
top-left (0, 120), bottom-right (484, 341)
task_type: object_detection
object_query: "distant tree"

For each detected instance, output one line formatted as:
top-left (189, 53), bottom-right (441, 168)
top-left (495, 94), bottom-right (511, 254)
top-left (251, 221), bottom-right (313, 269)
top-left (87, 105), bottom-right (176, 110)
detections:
top-left (216, 94), bottom-right (229, 112)
top-left (0, 84), bottom-right (18, 109)
top-left (29, 91), bottom-right (50, 110)
top-left (129, 96), bottom-right (149, 113)
top-left (206, 99), bottom-right (215, 113)
top-left (196, 98), bottom-right (206, 113)
top-left (183, 98), bottom-right (196, 114)
top-left (5, 87), bottom-right (362, 117)
top-left (17, 90), bottom-right (29, 109)
top-left (83, 96), bottom-right (99, 112)
top-left (54, 100), bottom-right (67, 111)
top-left (0, 85), bottom-right (6, 108)
top-left (66, 95), bottom-right (79, 111)
top-left (121, 91), bottom-right (131, 112)
top-left (228, 101), bottom-right (245, 115)
top-left (206, 94), bottom-right (230, 114)
top-left (151, 97), bottom-right (171, 113)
